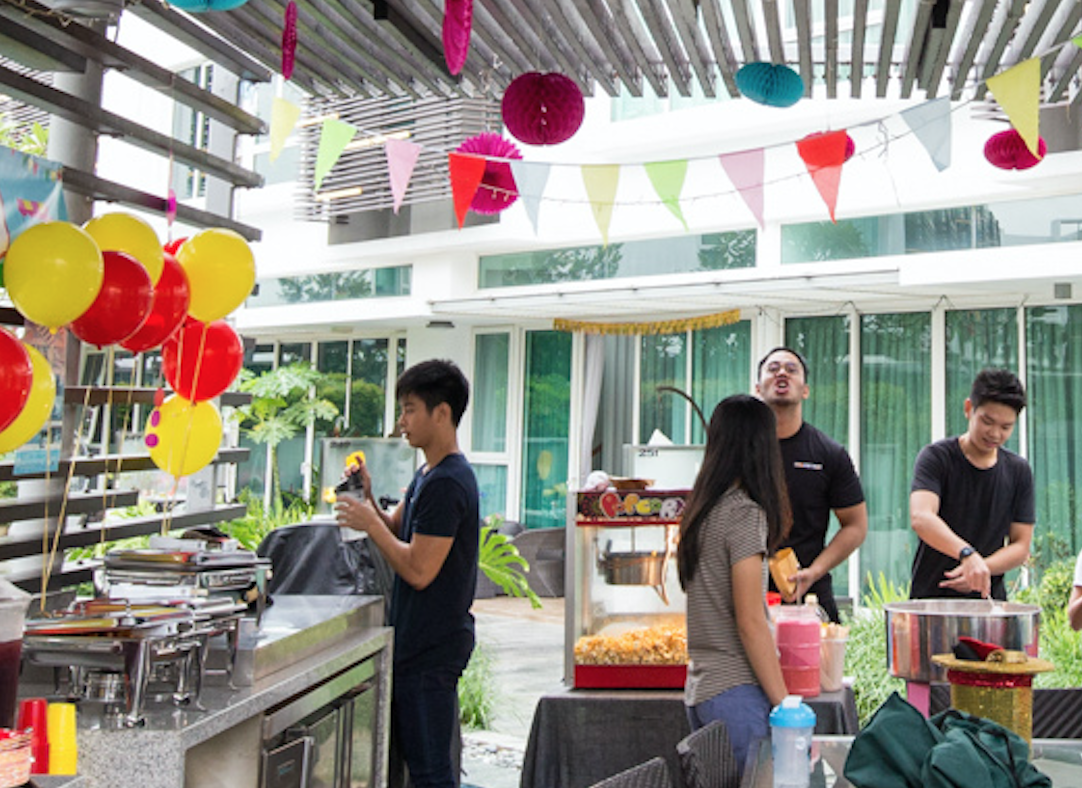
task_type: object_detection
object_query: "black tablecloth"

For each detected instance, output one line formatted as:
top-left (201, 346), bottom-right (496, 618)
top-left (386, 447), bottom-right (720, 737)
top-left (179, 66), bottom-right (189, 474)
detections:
top-left (520, 686), bottom-right (859, 788)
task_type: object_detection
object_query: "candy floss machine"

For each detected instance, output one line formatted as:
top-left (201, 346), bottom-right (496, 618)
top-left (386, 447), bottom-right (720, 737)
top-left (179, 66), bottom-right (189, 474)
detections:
top-left (566, 488), bottom-right (689, 689)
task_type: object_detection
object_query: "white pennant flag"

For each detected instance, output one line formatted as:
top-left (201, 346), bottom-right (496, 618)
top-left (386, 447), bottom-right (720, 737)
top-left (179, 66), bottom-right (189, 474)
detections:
top-left (901, 97), bottom-right (952, 172)
top-left (510, 160), bottom-right (551, 235)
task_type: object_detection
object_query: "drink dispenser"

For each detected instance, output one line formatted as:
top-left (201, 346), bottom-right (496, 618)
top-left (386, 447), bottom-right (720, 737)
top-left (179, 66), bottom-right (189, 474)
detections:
top-left (0, 580), bottom-right (30, 729)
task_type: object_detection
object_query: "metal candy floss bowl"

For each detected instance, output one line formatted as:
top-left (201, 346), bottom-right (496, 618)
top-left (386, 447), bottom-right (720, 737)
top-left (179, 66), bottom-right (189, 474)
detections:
top-left (883, 599), bottom-right (1042, 721)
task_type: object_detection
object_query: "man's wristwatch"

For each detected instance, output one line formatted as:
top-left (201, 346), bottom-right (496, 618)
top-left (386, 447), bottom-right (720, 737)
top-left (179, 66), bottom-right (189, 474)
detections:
top-left (958, 545), bottom-right (976, 561)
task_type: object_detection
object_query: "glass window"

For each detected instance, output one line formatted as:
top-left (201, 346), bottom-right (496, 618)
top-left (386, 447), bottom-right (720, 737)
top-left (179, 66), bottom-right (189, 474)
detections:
top-left (786, 315), bottom-right (853, 598)
top-left (521, 331), bottom-right (571, 529)
top-left (640, 333), bottom-right (688, 444)
top-left (945, 309), bottom-right (1019, 448)
top-left (245, 343), bottom-right (275, 375)
top-left (1026, 305), bottom-right (1082, 556)
top-left (279, 343), bottom-right (312, 367)
top-left (317, 341), bottom-right (349, 437)
top-left (475, 464), bottom-right (508, 522)
top-left (350, 339), bottom-right (389, 437)
top-left (786, 315), bottom-right (851, 446)
top-left (860, 312), bottom-right (931, 597)
top-left (247, 267), bottom-right (411, 307)
top-left (473, 333), bottom-right (509, 453)
top-left (689, 321), bottom-right (751, 443)
top-left (479, 232), bottom-right (754, 288)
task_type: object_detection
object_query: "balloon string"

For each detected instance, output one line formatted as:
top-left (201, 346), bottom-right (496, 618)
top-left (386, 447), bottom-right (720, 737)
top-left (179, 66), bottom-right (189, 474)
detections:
top-left (101, 383), bottom-right (137, 543)
top-left (161, 323), bottom-right (210, 534)
top-left (42, 382), bottom-right (93, 603)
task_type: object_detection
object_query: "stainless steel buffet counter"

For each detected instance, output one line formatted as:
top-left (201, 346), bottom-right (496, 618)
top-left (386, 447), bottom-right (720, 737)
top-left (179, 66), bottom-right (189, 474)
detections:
top-left (19, 595), bottom-right (392, 788)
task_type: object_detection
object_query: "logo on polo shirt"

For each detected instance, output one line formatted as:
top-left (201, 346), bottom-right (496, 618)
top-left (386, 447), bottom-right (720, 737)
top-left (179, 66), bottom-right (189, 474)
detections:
top-left (793, 461), bottom-right (824, 470)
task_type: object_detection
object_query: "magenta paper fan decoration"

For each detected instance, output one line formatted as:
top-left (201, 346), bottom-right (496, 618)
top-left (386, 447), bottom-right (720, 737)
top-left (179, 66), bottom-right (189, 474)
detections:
top-left (443, 0), bottom-right (473, 75)
top-left (282, 1), bottom-right (297, 80)
top-left (502, 72), bottom-right (585, 146)
top-left (801, 130), bottom-right (856, 162)
top-left (984, 129), bottom-right (1047, 170)
top-left (455, 132), bottom-right (521, 214)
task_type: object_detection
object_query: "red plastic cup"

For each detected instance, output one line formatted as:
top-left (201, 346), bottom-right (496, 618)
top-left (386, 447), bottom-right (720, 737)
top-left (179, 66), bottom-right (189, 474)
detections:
top-left (16, 697), bottom-right (48, 774)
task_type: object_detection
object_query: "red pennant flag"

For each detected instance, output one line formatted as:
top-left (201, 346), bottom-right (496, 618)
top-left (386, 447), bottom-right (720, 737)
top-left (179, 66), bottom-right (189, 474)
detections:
top-left (796, 129), bottom-right (848, 223)
top-left (448, 152), bottom-right (485, 228)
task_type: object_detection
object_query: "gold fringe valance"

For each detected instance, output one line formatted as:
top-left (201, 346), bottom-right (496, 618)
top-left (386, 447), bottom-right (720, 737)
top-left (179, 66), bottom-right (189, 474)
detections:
top-left (554, 309), bottom-right (740, 336)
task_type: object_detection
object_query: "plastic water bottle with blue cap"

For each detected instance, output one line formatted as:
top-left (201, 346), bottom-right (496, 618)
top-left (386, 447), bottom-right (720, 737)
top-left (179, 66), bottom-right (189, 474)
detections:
top-left (769, 695), bottom-right (816, 788)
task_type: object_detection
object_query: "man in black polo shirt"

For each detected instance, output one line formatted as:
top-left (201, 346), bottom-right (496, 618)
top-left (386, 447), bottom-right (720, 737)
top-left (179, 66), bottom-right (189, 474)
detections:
top-left (756, 347), bottom-right (867, 622)
top-left (909, 368), bottom-right (1034, 600)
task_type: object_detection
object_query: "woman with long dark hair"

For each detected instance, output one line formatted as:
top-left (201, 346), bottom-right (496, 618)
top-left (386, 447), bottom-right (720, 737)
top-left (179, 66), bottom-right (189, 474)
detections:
top-left (678, 394), bottom-right (792, 774)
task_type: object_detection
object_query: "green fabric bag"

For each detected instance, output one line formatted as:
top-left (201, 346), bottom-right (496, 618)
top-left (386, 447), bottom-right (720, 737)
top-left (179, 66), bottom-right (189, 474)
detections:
top-left (923, 710), bottom-right (1052, 788)
top-left (843, 692), bottom-right (944, 788)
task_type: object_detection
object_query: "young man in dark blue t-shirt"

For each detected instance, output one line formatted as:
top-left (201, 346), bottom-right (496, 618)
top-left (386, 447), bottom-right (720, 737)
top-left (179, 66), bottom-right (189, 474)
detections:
top-left (336, 359), bottom-right (479, 788)
top-left (909, 368), bottom-right (1035, 600)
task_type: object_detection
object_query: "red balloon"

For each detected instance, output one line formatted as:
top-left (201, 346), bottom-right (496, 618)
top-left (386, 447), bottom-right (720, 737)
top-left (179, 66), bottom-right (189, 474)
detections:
top-left (0, 329), bottom-right (32, 434)
top-left (121, 253), bottom-right (191, 353)
top-left (163, 237), bottom-right (187, 256)
top-left (70, 250), bottom-right (153, 348)
top-left (162, 318), bottom-right (243, 402)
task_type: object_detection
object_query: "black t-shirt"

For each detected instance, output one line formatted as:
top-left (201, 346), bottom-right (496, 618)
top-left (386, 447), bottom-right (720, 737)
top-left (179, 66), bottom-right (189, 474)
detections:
top-left (909, 437), bottom-right (1035, 601)
top-left (390, 452), bottom-right (479, 675)
top-left (772, 422), bottom-right (865, 621)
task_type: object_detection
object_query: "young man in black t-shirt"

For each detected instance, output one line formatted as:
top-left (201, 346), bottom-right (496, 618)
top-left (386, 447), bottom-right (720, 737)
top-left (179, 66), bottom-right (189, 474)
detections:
top-left (756, 347), bottom-right (867, 622)
top-left (337, 359), bottom-right (479, 788)
top-left (909, 368), bottom-right (1035, 600)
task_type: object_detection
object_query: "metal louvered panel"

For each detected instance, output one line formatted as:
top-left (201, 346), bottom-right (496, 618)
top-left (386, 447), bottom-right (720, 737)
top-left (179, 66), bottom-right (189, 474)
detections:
top-left (296, 95), bottom-right (501, 221)
top-left (0, 59), bottom-right (51, 131)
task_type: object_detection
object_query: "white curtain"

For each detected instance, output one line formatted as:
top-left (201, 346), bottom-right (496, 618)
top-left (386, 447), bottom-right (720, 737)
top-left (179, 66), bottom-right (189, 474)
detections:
top-left (579, 334), bottom-right (605, 485)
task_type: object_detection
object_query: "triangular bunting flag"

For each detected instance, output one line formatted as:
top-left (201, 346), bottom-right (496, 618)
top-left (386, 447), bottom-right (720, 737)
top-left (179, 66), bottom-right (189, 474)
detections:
top-left (448, 152), bottom-right (486, 228)
top-left (1074, 33), bottom-right (1082, 49)
top-left (986, 58), bottom-right (1041, 157)
top-left (644, 159), bottom-right (689, 231)
top-left (314, 119), bottom-right (357, 190)
top-left (270, 97), bottom-right (301, 163)
top-left (385, 138), bottom-right (423, 214)
top-left (509, 160), bottom-right (551, 235)
top-left (719, 148), bottom-right (765, 228)
top-left (901, 96), bottom-right (952, 171)
top-left (796, 130), bottom-right (848, 222)
top-left (581, 165), bottom-right (620, 246)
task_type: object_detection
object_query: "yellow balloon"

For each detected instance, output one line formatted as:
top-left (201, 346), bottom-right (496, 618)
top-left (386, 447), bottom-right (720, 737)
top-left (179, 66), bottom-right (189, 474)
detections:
top-left (84, 212), bottom-right (165, 284)
top-left (176, 228), bottom-right (255, 322)
top-left (5, 222), bottom-right (104, 330)
top-left (0, 345), bottom-right (56, 453)
top-left (145, 395), bottom-right (222, 477)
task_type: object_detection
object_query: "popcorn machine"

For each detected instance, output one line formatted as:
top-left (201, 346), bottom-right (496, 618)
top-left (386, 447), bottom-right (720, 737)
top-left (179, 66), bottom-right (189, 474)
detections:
top-left (565, 487), bottom-right (689, 688)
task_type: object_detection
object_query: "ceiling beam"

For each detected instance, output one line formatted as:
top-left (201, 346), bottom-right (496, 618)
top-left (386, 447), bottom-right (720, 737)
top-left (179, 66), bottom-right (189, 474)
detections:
top-left (875, 0), bottom-right (903, 98)
top-left (126, 0), bottom-right (273, 83)
top-left (635, 0), bottom-right (692, 97)
top-left (793, 0), bottom-right (813, 97)
top-left (668, 0), bottom-right (716, 98)
top-left (576, 0), bottom-right (645, 97)
top-left (543, 1), bottom-right (618, 97)
top-left (608, 0), bottom-right (669, 98)
top-left (61, 168), bottom-right (261, 241)
top-left (920, 0), bottom-right (965, 98)
top-left (697, 0), bottom-right (739, 96)
top-left (760, 0), bottom-right (785, 64)
top-left (824, 0), bottom-right (838, 98)
top-left (0, 62), bottom-right (262, 188)
top-left (898, 0), bottom-right (934, 99)
top-left (0, 14), bottom-right (85, 73)
top-left (974, 0), bottom-right (1028, 101)
top-left (949, 0), bottom-right (997, 100)
top-left (730, 0), bottom-right (759, 63)
top-left (849, 0), bottom-right (868, 98)
top-left (369, 0), bottom-right (459, 93)
top-left (0, 1), bottom-right (265, 134)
